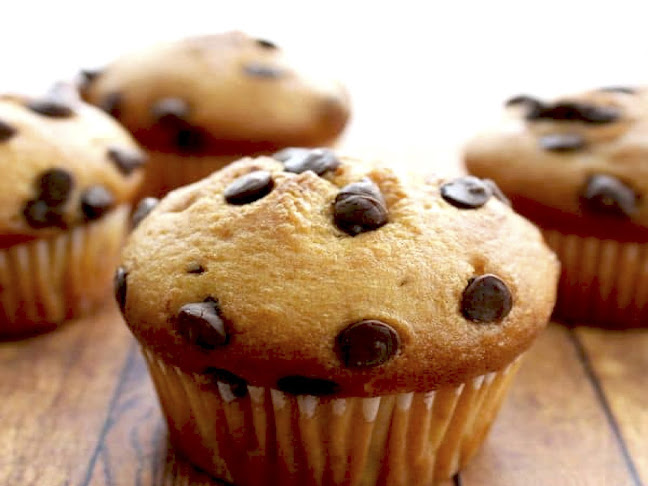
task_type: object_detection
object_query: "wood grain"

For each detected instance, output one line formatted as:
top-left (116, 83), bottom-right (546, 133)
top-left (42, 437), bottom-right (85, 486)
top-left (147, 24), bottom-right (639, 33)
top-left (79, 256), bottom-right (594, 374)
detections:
top-left (576, 327), bottom-right (648, 486)
top-left (460, 324), bottom-right (640, 486)
top-left (0, 303), bottom-right (133, 486)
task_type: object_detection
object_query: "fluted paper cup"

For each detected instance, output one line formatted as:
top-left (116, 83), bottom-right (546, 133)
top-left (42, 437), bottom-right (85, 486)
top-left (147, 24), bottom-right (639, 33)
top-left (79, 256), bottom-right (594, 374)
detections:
top-left (544, 229), bottom-right (648, 328)
top-left (142, 347), bottom-right (523, 486)
top-left (0, 205), bottom-right (129, 336)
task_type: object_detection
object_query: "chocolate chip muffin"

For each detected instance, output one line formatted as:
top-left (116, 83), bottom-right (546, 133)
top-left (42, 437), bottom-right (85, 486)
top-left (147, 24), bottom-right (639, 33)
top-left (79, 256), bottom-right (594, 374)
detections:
top-left (116, 152), bottom-right (558, 485)
top-left (464, 86), bottom-right (648, 327)
top-left (80, 31), bottom-right (351, 198)
top-left (0, 91), bottom-right (145, 336)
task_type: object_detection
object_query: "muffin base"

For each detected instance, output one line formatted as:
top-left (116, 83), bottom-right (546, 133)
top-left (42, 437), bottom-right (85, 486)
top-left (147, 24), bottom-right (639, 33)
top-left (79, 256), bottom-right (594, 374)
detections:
top-left (544, 230), bottom-right (648, 328)
top-left (0, 205), bottom-right (129, 336)
top-left (139, 152), bottom-right (243, 199)
top-left (142, 347), bottom-right (522, 486)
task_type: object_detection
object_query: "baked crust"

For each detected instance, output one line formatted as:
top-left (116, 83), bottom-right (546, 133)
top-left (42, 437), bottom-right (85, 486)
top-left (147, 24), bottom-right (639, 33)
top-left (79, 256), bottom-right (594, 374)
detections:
top-left (120, 155), bottom-right (559, 396)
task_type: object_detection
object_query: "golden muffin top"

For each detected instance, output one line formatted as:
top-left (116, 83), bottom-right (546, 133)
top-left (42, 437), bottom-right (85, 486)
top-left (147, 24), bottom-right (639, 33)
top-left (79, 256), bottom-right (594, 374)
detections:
top-left (117, 152), bottom-right (558, 397)
top-left (81, 31), bottom-right (351, 156)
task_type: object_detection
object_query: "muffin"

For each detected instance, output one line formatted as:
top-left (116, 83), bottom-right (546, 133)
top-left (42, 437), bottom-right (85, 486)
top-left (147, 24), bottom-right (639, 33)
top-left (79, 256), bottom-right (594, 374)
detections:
top-left (80, 31), bottom-right (351, 198)
top-left (464, 86), bottom-right (648, 327)
top-left (0, 91), bottom-right (145, 336)
top-left (117, 152), bottom-right (558, 484)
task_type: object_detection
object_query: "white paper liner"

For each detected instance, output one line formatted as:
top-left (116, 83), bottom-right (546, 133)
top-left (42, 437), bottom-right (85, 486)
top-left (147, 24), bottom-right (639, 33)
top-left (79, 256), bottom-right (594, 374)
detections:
top-left (544, 229), bottom-right (648, 327)
top-left (0, 205), bottom-right (129, 335)
top-left (142, 348), bottom-right (523, 486)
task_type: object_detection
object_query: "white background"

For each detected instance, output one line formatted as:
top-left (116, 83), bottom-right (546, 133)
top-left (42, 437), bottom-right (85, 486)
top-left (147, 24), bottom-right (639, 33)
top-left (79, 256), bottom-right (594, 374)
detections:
top-left (2, 0), bottom-right (647, 171)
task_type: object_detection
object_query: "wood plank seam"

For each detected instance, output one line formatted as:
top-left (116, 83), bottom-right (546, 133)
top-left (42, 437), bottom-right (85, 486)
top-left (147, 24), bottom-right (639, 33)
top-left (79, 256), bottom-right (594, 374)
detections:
top-left (79, 341), bottom-right (139, 486)
top-left (567, 329), bottom-right (644, 486)
top-left (453, 472), bottom-right (463, 486)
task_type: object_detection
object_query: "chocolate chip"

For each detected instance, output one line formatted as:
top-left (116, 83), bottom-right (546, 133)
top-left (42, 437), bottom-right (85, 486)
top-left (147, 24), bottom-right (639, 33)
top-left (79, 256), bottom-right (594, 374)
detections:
top-left (461, 274), bottom-right (513, 323)
top-left (101, 92), bottom-right (122, 119)
top-left (186, 263), bottom-right (205, 274)
top-left (80, 69), bottom-right (102, 84)
top-left (37, 168), bottom-right (73, 206)
top-left (440, 176), bottom-right (493, 209)
top-left (175, 128), bottom-right (205, 152)
top-left (151, 97), bottom-right (190, 124)
top-left (336, 320), bottom-right (400, 368)
top-left (177, 299), bottom-right (228, 350)
top-left (224, 170), bottom-right (274, 205)
top-left (107, 146), bottom-right (146, 175)
top-left (23, 200), bottom-right (65, 229)
top-left (482, 179), bottom-right (511, 206)
top-left (0, 119), bottom-right (17, 141)
top-left (539, 133), bottom-right (586, 152)
top-left (256, 38), bottom-right (278, 49)
top-left (203, 368), bottom-right (247, 397)
top-left (81, 186), bottom-right (114, 221)
top-left (333, 179), bottom-right (388, 236)
top-left (505, 95), bottom-right (543, 118)
top-left (599, 86), bottom-right (635, 94)
top-left (132, 197), bottom-right (159, 228)
top-left (581, 174), bottom-right (637, 218)
top-left (282, 148), bottom-right (340, 176)
top-left (276, 376), bottom-right (340, 396)
top-left (114, 267), bottom-right (128, 314)
top-left (528, 101), bottom-right (620, 124)
top-left (243, 63), bottom-right (284, 79)
top-left (272, 147), bottom-right (311, 163)
top-left (27, 98), bottom-right (74, 118)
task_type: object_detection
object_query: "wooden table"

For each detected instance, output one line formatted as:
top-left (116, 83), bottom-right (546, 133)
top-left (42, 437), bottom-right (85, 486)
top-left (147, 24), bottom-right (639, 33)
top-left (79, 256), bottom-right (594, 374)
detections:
top-left (1, 131), bottom-right (647, 486)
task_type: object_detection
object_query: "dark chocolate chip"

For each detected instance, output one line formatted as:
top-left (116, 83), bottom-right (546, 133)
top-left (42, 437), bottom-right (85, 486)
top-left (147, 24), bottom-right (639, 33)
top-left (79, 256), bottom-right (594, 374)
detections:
top-left (538, 133), bottom-right (586, 152)
top-left (336, 320), bottom-right (400, 368)
top-left (175, 128), bottom-right (205, 152)
top-left (37, 168), bottom-right (73, 206)
top-left (581, 174), bottom-right (637, 218)
top-left (333, 179), bottom-right (388, 236)
top-left (203, 368), bottom-right (247, 397)
top-left (177, 300), bottom-right (228, 350)
top-left (243, 63), bottom-right (285, 79)
top-left (272, 147), bottom-right (311, 163)
top-left (505, 95), bottom-right (543, 118)
top-left (151, 97), bottom-right (190, 124)
top-left (256, 38), bottom-right (278, 49)
top-left (282, 148), bottom-right (340, 176)
top-left (461, 274), bottom-right (513, 323)
top-left (27, 98), bottom-right (74, 118)
top-left (440, 176), bottom-right (492, 209)
top-left (186, 263), bottom-right (205, 274)
top-left (81, 186), bottom-right (114, 221)
top-left (482, 179), bottom-right (511, 206)
top-left (101, 92), bottom-right (122, 119)
top-left (80, 69), bottom-right (102, 84)
top-left (599, 86), bottom-right (636, 94)
top-left (224, 170), bottom-right (274, 205)
top-left (23, 199), bottom-right (65, 229)
top-left (132, 197), bottom-right (159, 228)
top-left (277, 376), bottom-right (340, 396)
top-left (107, 146), bottom-right (146, 175)
top-left (114, 267), bottom-right (128, 314)
top-left (0, 119), bottom-right (17, 141)
top-left (528, 101), bottom-right (620, 124)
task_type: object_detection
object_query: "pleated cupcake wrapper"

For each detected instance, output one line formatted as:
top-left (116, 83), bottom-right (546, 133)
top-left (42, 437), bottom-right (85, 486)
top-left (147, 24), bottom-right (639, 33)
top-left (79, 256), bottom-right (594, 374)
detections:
top-left (142, 347), bottom-right (523, 486)
top-left (140, 152), bottom-right (239, 198)
top-left (0, 205), bottom-right (129, 335)
top-left (544, 230), bottom-right (648, 328)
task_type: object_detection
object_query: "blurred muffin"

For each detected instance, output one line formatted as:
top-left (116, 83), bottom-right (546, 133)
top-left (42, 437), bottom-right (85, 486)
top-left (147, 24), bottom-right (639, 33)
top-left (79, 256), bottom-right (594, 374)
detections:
top-left (465, 86), bottom-right (648, 327)
top-left (80, 31), bottom-right (351, 197)
top-left (0, 90), bottom-right (145, 336)
top-left (116, 152), bottom-right (558, 485)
